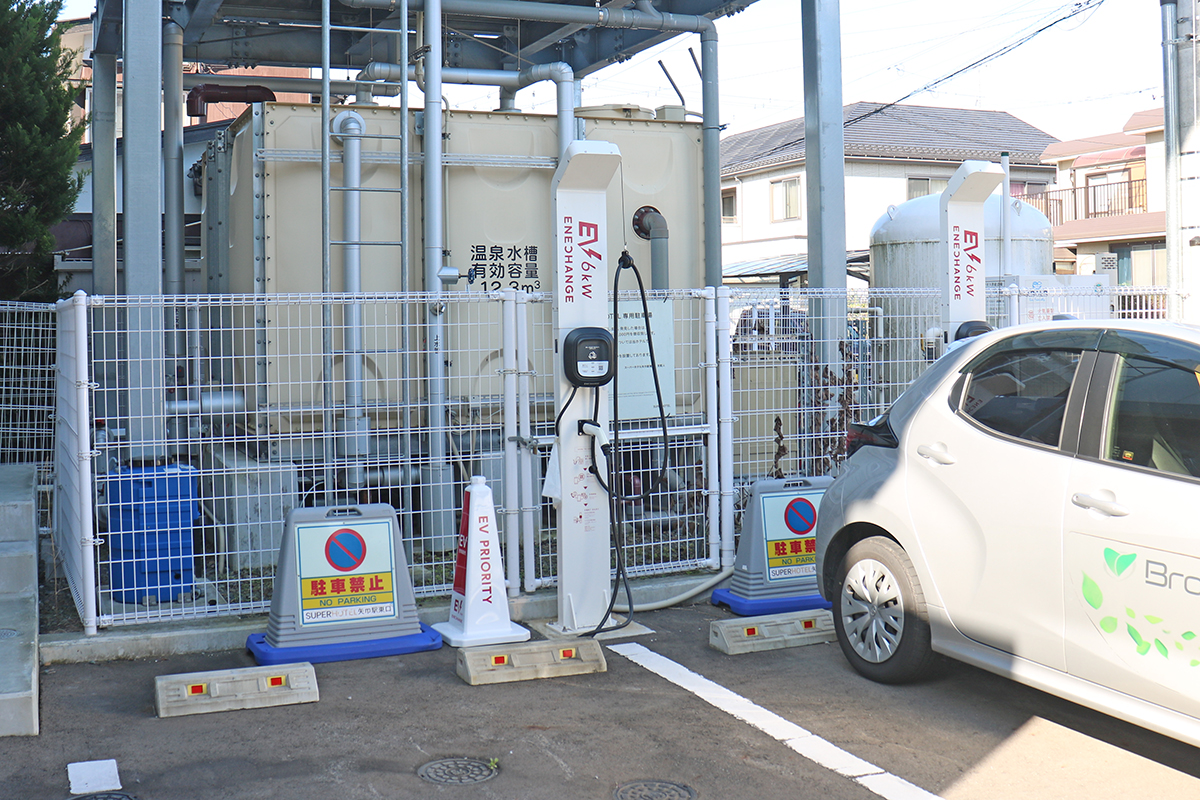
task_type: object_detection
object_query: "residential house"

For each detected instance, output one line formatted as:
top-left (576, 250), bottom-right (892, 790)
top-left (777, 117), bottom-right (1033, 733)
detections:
top-left (1018, 109), bottom-right (1166, 285)
top-left (720, 101), bottom-right (1058, 285)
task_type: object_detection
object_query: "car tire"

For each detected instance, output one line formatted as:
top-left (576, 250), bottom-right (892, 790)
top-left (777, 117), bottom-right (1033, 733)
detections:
top-left (833, 536), bottom-right (936, 684)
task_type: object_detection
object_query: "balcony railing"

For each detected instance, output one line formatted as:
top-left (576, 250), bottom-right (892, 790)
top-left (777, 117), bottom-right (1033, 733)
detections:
top-left (1015, 179), bottom-right (1148, 226)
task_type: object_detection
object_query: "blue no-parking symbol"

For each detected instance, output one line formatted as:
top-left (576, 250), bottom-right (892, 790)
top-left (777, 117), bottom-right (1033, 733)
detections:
top-left (783, 498), bottom-right (817, 536)
top-left (325, 528), bottom-right (367, 572)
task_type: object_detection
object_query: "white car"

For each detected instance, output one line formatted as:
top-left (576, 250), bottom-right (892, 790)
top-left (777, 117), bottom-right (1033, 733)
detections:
top-left (815, 320), bottom-right (1200, 748)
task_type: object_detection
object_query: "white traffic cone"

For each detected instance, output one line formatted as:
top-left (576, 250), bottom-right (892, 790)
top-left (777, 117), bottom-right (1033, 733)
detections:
top-left (432, 476), bottom-right (530, 647)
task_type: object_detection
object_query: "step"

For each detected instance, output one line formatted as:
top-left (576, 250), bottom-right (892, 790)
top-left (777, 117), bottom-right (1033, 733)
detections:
top-left (0, 541), bottom-right (36, 595)
top-left (0, 464), bottom-right (39, 738)
top-left (0, 465), bottom-right (35, 543)
top-left (0, 594), bottom-right (38, 736)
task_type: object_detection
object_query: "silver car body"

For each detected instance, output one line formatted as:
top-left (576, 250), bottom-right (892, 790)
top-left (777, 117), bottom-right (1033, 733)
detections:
top-left (816, 320), bottom-right (1200, 748)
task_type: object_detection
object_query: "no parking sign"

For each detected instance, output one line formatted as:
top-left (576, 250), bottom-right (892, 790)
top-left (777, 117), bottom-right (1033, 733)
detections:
top-left (760, 491), bottom-right (821, 582)
top-left (247, 504), bottom-right (441, 665)
top-left (712, 476), bottom-right (834, 616)
top-left (295, 516), bottom-right (397, 626)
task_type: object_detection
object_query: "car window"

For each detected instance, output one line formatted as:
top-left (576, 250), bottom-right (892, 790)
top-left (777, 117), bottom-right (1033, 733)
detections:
top-left (1103, 355), bottom-right (1200, 478)
top-left (960, 349), bottom-right (1081, 446)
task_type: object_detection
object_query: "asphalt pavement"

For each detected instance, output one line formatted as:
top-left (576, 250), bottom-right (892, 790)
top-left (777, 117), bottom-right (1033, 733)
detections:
top-left (7, 600), bottom-right (1200, 800)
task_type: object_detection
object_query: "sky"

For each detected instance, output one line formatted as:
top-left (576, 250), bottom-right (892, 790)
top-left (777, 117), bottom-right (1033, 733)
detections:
top-left (57, 0), bottom-right (1166, 144)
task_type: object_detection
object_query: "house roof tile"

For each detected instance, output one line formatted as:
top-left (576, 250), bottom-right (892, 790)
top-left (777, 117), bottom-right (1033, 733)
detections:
top-left (721, 101), bottom-right (1058, 176)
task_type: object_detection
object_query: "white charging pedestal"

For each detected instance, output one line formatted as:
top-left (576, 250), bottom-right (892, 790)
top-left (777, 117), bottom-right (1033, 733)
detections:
top-left (940, 160), bottom-right (1004, 335)
top-left (549, 140), bottom-right (622, 634)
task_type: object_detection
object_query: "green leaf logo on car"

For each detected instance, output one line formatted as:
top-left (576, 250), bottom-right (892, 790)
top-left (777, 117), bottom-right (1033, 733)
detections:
top-left (1103, 547), bottom-right (1137, 577)
top-left (1082, 547), bottom-right (1200, 666)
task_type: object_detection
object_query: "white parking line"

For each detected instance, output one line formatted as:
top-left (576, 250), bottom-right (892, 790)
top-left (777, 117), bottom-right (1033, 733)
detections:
top-left (607, 642), bottom-right (939, 800)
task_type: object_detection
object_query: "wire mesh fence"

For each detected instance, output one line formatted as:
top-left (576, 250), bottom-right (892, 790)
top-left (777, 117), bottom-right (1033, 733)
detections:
top-left (39, 283), bottom-right (1183, 629)
top-left (0, 301), bottom-right (57, 542)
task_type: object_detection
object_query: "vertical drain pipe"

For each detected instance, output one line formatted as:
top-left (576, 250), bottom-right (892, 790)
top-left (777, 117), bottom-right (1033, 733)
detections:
top-left (321, 0), bottom-right (336, 504)
top-left (399, 0), bottom-right (415, 547)
top-left (1000, 151), bottom-right (1012, 277)
top-left (163, 22), bottom-right (185, 297)
top-left (163, 21), bottom-right (186, 408)
top-left (333, 110), bottom-right (370, 490)
top-left (1162, 0), bottom-right (1183, 321)
top-left (423, 0), bottom-right (459, 550)
top-left (699, 25), bottom-right (722, 288)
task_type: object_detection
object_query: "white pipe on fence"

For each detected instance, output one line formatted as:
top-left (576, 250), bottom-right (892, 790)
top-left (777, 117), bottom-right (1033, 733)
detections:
top-left (701, 287), bottom-right (720, 571)
top-left (502, 290), bottom-right (520, 598)
top-left (517, 293), bottom-right (542, 593)
top-left (716, 287), bottom-right (736, 569)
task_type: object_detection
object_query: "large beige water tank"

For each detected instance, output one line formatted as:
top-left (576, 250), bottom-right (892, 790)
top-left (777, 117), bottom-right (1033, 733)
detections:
top-left (208, 102), bottom-right (706, 433)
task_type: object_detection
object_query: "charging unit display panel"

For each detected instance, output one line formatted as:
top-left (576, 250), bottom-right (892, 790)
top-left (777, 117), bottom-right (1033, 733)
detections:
top-left (563, 327), bottom-right (614, 387)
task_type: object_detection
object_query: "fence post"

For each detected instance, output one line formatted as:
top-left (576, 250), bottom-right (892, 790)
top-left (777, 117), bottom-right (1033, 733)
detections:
top-left (1006, 283), bottom-right (1021, 328)
top-left (64, 291), bottom-right (99, 635)
top-left (715, 287), bottom-right (735, 569)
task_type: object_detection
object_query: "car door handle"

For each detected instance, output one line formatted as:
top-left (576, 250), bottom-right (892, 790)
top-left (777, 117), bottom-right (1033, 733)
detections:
top-left (1071, 493), bottom-right (1129, 517)
top-left (916, 444), bottom-right (956, 465)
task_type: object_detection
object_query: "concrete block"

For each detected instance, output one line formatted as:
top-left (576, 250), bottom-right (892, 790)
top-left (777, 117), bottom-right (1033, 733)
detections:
top-left (155, 662), bottom-right (319, 717)
top-left (0, 465), bottom-right (35, 543)
top-left (456, 639), bottom-right (606, 685)
top-left (709, 609), bottom-right (836, 655)
top-left (0, 541), bottom-right (37, 595)
top-left (0, 594), bottom-right (39, 736)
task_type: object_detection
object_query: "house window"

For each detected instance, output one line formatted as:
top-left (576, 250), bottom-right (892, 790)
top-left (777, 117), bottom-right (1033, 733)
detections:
top-left (721, 189), bottom-right (737, 223)
top-left (1011, 181), bottom-right (1047, 196)
top-left (771, 177), bottom-right (801, 221)
top-left (907, 176), bottom-right (948, 200)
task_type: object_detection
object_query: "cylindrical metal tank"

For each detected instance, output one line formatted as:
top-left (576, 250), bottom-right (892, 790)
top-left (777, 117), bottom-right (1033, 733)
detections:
top-left (869, 192), bottom-right (1053, 288)
top-left (868, 193), bottom-right (1054, 404)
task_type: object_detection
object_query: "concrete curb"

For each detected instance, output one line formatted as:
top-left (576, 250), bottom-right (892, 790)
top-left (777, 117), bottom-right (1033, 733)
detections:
top-left (40, 573), bottom-right (726, 665)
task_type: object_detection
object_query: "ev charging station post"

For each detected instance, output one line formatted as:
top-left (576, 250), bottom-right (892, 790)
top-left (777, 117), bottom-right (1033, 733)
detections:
top-left (549, 140), bottom-right (622, 635)
top-left (939, 160), bottom-right (1004, 340)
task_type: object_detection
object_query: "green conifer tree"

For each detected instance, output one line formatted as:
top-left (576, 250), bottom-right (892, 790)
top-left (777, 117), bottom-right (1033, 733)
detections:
top-left (0, 0), bottom-right (85, 301)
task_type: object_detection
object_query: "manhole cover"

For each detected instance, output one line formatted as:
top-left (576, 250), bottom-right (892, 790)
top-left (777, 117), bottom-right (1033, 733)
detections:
top-left (0, 629), bottom-right (19, 639)
top-left (73, 794), bottom-right (138, 800)
top-left (614, 779), bottom-right (698, 800)
top-left (416, 757), bottom-right (498, 785)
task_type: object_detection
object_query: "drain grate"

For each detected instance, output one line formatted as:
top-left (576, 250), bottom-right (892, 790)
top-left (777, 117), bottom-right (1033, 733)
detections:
top-left (417, 757), bottom-right (499, 785)
top-left (614, 779), bottom-right (698, 800)
top-left (0, 629), bottom-right (19, 639)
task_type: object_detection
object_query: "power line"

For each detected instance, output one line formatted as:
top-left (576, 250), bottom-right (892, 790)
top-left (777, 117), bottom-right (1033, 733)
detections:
top-left (732, 0), bottom-right (1107, 167)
